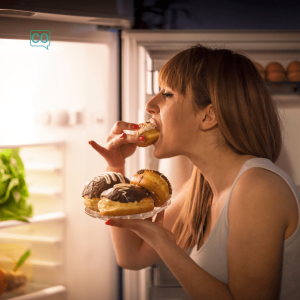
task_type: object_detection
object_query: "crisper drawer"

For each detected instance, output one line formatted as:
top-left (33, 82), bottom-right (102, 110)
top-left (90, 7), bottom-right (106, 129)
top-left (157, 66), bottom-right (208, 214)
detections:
top-left (150, 287), bottom-right (192, 300)
top-left (152, 260), bottom-right (181, 287)
top-left (151, 260), bottom-right (192, 300)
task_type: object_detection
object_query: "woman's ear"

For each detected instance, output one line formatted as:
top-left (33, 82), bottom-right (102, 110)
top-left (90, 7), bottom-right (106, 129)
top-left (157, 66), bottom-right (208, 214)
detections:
top-left (200, 104), bottom-right (218, 130)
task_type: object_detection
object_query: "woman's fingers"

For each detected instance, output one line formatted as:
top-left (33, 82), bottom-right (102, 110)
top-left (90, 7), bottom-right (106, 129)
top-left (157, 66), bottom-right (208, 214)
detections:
top-left (106, 132), bottom-right (145, 150)
top-left (89, 140), bottom-right (109, 157)
top-left (110, 121), bottom-right (140, 135)
top-left (105, 218), bottom-right (141, 229)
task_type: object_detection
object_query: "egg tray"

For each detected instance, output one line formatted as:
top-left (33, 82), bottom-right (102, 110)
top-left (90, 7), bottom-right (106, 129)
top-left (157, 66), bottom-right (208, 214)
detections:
top-left (85, 199), bottom-right (171, 221)
top-left (266, 81), bottom-right (300, 95)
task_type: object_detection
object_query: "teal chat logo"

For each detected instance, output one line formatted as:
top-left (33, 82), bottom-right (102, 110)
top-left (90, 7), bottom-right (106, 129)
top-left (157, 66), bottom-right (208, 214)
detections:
top-left (30, 30), bottom-right (50, 50)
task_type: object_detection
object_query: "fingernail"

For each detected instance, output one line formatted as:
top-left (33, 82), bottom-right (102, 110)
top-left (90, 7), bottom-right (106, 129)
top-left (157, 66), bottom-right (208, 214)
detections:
top-left (105, 220), bottom-right (112, 225)
top-left (120, 133), bottom-right (125, 139)
top-left (132, 124), bottom-right (139, 129)
top-left (88, 141), bottom-right (91, 145)
top-left (139, 136), bottom-right (145, 141)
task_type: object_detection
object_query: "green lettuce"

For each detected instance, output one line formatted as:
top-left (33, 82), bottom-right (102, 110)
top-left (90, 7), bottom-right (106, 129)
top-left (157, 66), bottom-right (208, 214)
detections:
top-left (0, 149), bottom-right (32, 222)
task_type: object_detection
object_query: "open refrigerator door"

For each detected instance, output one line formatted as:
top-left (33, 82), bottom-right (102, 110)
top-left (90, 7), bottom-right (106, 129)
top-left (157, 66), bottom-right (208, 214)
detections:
top-left (0, 17), bottom-right (120, 300)
top-left (122, 30), bottom-right (300, 300)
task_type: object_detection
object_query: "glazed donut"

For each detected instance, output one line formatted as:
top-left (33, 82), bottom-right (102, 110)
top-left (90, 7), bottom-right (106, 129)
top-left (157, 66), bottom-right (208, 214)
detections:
top-left (98, 183), bottom-right (154, 216)
top-left (130, 169), bottom-right (172, 207)
top-left (82, 172), bottom-right (130, 211)
top-left (135, 120), bottom-right (160, 147)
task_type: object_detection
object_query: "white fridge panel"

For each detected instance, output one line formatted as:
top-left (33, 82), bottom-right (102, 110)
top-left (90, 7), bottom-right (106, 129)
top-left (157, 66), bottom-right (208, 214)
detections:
top-left (276, 104), bottom-right (300, 186)
top-left (0, 24), bottom-right (120, 299)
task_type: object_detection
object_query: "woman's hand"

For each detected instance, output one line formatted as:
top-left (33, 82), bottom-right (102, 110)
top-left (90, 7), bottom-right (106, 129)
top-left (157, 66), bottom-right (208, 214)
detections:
top-left (105, 210), bottom-right (176, 250)
top-left (89, 121), bottom-right (145, 170)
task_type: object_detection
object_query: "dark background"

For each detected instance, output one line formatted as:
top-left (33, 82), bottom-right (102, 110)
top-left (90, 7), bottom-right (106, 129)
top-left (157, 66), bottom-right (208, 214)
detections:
top-left (133, 0), bottom-right (300, 29)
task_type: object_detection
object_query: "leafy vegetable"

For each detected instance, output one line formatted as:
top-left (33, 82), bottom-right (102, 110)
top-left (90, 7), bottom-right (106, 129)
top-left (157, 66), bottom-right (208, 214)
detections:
top-left (0, 148), bottom-right (32, 222)
top-left (13, 249), bottom-right (31, 272)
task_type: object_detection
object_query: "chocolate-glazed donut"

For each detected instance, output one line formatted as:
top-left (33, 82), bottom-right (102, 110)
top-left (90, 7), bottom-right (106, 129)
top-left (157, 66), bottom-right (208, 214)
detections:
top-left (130, 169), bottom-right (172, 207)
top-left (82, 172), bottom-right (130, 211)
top-left (98, 183), bottom-right (155, 216)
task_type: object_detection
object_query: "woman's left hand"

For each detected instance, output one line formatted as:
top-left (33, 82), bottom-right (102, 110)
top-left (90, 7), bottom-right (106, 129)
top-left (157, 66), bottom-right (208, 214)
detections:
top-left (105, 210), bottom-right (176, 250)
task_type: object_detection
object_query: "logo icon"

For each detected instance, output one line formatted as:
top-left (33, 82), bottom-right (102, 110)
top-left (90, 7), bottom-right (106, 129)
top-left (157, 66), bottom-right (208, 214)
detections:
top-left (30, 30), bottom-right (51, 49)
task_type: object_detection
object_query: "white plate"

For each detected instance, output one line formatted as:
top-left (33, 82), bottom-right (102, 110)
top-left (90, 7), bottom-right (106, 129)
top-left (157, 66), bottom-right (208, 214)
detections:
top-left (84, 199), bottom-right (171, 221)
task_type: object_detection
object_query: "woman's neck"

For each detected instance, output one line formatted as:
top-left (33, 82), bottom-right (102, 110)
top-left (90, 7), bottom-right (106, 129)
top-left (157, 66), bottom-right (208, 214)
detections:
top-left (188, 151), bottom-right (257, 201)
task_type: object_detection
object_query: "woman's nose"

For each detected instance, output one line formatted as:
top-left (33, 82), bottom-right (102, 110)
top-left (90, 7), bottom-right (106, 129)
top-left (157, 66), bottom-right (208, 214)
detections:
top-left (145, 93), bottom-right (161, 115)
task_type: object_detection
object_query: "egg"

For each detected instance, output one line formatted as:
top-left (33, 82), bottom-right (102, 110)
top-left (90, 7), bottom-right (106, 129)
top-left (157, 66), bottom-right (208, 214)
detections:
top-left (266, 72), bottom-right (286, 82)
top-left (287, 61), bottom-right (300, 74)
top-left (254, 62), bottom-right (265, 80)
top-left (266, 62), bottom-right (285, 74)
top-left (287, 71), bottom-right (300, 82)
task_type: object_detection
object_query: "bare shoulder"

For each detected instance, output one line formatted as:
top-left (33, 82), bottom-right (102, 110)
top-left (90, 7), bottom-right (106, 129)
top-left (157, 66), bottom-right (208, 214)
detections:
top-left (229, 167), bottom-right (299, 238)
top-left (232, 167), bottom-right (296, 203)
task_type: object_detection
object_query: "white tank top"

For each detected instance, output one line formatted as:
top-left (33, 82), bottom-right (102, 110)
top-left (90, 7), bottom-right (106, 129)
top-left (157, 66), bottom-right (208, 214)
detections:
top-left (189, 157), bottom-right (300, 300)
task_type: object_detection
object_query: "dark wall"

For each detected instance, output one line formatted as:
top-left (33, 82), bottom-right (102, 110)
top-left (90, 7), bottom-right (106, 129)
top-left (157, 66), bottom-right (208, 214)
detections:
top-left (133, 0), bottom-right (300, 29)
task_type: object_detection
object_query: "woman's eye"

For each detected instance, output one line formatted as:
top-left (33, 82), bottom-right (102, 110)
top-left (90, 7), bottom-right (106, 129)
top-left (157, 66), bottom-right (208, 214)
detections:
top-left (162, 93), bottom-right (173, 98)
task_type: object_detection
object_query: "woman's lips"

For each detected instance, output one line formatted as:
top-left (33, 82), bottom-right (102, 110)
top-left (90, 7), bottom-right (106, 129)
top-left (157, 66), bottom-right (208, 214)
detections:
top-left (150, 118), bottom-right (160, 130)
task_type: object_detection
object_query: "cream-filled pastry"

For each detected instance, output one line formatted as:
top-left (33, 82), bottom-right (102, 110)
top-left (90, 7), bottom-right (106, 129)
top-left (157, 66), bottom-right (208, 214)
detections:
top-left (135, 120), bottom-right (160, 147)
top-left (82, 172), bottom-right (130, 211)
top-left (98, 183), bottom-right (154, 216)
top-left (130, 169), bottom-right (172, 207)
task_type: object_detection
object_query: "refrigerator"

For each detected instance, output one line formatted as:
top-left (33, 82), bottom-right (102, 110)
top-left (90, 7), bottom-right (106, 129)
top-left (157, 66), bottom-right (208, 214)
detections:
top-left (0, 4), bottom-right (300, 300)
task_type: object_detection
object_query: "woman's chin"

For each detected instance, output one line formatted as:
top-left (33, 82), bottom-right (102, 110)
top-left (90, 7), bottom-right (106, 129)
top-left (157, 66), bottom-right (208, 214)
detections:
top-left (153, 140), bottom-right (175, 159)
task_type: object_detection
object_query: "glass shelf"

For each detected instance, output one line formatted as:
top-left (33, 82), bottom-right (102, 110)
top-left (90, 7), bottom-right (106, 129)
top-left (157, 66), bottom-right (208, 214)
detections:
top-left (0, 284), bottom-right (66, 300)
top-left (0, 140), bottom-right (65, 150)
top-left (0, 212), bottom-right (66, 230)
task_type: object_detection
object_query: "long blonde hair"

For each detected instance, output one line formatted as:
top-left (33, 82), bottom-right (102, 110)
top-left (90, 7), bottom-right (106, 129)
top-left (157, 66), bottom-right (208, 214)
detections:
top-left (159, 44), bottom-right (282, 252)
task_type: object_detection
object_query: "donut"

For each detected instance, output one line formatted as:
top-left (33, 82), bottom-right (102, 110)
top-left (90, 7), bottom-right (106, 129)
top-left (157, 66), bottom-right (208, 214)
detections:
top-left (130, 169), bottom-right (172, 207)
top-left (135, 120), bottom-right (160, 147)
top-left (82, 172), bottom-right (130, 211)
top-left (98, 183), bottom-right (154, 216)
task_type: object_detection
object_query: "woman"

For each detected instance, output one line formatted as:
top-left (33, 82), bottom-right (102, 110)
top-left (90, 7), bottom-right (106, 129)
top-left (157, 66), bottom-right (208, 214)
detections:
top-left (89, 45), bottom-right (300, 300)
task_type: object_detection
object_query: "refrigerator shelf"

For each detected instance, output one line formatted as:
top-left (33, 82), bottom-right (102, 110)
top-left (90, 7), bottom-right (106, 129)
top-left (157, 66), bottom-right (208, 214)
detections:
top-left (273, 94), bottom-right (300, 105)
top-left (0, 212), bottom-right (66, 230)
top-left (0, 256), bottom-right (62, 269)
top-left (24, 163), bottom-right (62, 173)
top-left (0, 232), bottom-right (61, 244)
top-left (266, 81), bottom-right (300, 95)
top-left (0, 140), bottom-right (65, 150)
top-left (0, 284), bottom-right (66, 300)
top-left (28, 187), bottom-right (61, 197)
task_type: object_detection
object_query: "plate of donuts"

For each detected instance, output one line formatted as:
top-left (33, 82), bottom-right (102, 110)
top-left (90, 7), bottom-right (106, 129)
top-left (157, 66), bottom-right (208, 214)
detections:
top-left (82, 169), bottom-right (172, 221)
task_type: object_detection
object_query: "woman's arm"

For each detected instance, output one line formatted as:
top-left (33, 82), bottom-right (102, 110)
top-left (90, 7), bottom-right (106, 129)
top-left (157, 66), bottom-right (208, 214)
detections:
top-left (154, 168), bottom-right (292, 300)
top-left (109, 173), bottom-right (191, 270)
top-left (108, 168), bottom-right (293, 299)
